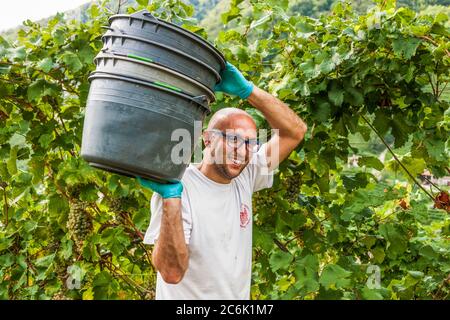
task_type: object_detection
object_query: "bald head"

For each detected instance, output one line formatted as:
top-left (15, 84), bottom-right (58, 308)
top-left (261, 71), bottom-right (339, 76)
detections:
top-left (207, 108), bottom-right (257, 132)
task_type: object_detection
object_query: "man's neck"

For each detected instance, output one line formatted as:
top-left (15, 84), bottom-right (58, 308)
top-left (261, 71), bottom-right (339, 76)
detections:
top-left (196, 162), bottom-right (232, 185)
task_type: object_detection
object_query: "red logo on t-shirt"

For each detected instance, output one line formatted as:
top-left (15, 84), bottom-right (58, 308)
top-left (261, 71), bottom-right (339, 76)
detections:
top-left (240, 204), bottom-right (250, 228)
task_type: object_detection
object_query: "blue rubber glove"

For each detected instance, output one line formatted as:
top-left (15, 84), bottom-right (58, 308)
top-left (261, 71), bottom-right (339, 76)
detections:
top-left (214, 62), bottom-right (254, 99)
top-left (137, 177), bottom-right (183, 199)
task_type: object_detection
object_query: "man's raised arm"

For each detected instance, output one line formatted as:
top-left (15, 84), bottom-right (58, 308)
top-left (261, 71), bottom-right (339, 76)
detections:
top-left (215, 62), bottom-right (307, 171)
top-left (248, 86), bottom-right (307, 171)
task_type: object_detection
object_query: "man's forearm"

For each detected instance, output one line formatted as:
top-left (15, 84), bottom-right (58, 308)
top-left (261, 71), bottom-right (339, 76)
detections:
top-left (248, 86), bottom-right (307, 140)
top-left (153, 198), bottom-right (189, 284)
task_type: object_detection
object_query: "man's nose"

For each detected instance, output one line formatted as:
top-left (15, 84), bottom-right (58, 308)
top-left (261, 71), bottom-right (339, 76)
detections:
top-left (233, 143), bottom-right (249, 158)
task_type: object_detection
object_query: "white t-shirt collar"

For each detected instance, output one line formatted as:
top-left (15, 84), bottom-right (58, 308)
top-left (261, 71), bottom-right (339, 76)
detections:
top-left (189, 163), bottom-right (233, 190)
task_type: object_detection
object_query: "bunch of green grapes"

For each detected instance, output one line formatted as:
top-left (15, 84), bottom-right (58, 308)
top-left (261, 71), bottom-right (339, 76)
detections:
top-left (144, 290), bottom-right (156, 300)
top-left (67, 184), bottom-right (84, 199)
top-left (108, 197), bottom-right (122, 213)
top-left (283, 171), bottom-right (302, 203)
top-left (66, 201), bottom-right (92, 252)
top-left (108, 196), bottom-right (139, 224)
top-left (253, 189), bottom-right (274, 213)
top-left (54, 262), bottom-right (69, 281)
top-left (108, 196), bottom-right (138, 213)
top-left (47, 230), bottom-right (61, 250)
top-left (52, 290), bottom-right (72, 300)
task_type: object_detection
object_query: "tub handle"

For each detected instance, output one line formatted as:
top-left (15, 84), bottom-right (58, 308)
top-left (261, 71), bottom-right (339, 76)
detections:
top-left (142, 12), bottom-right (159, 22)
top-left (191, 95), bottom-right (209, 111)
top-left (130, 10), bottom-right (161, 24)
top-left (102, 26), bottom-right (126, 34)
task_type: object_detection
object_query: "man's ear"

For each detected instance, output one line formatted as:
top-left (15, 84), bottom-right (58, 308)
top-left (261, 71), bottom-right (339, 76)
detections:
top-left (202, 131), bottom-right (211, 147)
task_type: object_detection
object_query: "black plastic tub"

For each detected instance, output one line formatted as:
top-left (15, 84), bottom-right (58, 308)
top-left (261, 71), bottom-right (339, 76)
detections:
top-left (101, 28), bottom-right (221, 91)
top-left (108, 10), bottom-right (225, 73)
top-left (94, 50), bottom-right (215, 103)
top-left (81, 72), bottom-right (209, 183)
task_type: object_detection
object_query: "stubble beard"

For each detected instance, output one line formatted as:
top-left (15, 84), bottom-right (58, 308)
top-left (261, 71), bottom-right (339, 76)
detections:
top-left (211, 148), bottom-right (248, 180)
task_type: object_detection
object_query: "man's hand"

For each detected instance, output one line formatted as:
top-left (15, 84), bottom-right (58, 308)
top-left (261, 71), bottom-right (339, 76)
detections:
top-left (214, 62), bottom-right (254, 99)
top-left (137, 177), bottom-right (183, 199)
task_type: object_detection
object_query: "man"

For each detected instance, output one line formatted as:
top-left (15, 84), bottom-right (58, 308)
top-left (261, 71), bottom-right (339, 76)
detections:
top-left (139, 62), bottom-right (307, 299)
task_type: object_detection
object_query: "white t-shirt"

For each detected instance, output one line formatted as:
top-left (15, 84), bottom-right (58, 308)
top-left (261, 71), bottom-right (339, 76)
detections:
top-left (143, 144), bottom-right (274, 300)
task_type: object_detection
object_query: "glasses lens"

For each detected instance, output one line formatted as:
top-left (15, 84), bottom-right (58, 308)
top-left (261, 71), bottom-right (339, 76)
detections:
top-left (219, 131), bottom-right (259, 153)
top-left (226, 134), bottom-right (243, 148)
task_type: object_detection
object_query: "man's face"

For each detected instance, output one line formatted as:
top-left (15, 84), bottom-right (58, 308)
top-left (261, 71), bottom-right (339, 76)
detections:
top-left (207, 120), bottom-right (258, 180)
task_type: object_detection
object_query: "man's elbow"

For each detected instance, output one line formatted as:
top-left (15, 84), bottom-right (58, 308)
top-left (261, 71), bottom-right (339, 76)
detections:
top-left (152, 252), bottom-right (189, 284)
top-left (160, 268), bottom-right (186, 284)
top-left (294, 121), bottom-right (307, 142)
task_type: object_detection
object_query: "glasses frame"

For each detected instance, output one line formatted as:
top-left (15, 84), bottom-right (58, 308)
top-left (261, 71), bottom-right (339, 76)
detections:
top-left (208, 129), bottom-right (260, 153)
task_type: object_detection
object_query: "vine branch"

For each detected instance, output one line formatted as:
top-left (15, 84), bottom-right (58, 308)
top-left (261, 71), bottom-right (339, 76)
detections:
top-left (2, 186), bottom-right (8, 226)
top-left (361, 115), bottom-right (435, 201)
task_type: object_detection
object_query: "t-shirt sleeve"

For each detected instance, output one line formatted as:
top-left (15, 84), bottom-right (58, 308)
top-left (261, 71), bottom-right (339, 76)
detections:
top-left (143, 186), bottom-right (192, 245)
top-left (245, 142), bottom-right (274, 193)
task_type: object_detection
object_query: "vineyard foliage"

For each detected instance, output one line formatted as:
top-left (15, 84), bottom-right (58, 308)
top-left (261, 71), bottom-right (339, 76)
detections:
top-left (0, 0), bottom-right (449, 299)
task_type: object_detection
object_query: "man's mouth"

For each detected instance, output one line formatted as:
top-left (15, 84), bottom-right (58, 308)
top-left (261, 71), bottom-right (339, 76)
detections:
top-left (228, 157), bottom-right (244, 167)
top-left (231, 158), bottom-right (243, 165)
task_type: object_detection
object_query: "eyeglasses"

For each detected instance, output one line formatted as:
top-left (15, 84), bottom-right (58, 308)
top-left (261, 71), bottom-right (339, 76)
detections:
top-left (208, 129), bottom-right (260, 153)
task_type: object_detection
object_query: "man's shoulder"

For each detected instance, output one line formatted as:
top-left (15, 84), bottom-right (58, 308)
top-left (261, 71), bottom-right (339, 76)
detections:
top-left (184, 163), bottom-right (198, 174)
top-left (181, 163), bottom-right (199, 183)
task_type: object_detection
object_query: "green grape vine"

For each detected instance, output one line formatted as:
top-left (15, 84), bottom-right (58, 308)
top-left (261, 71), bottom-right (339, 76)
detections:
top-left (0, 0), bottom-right (449, 300)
